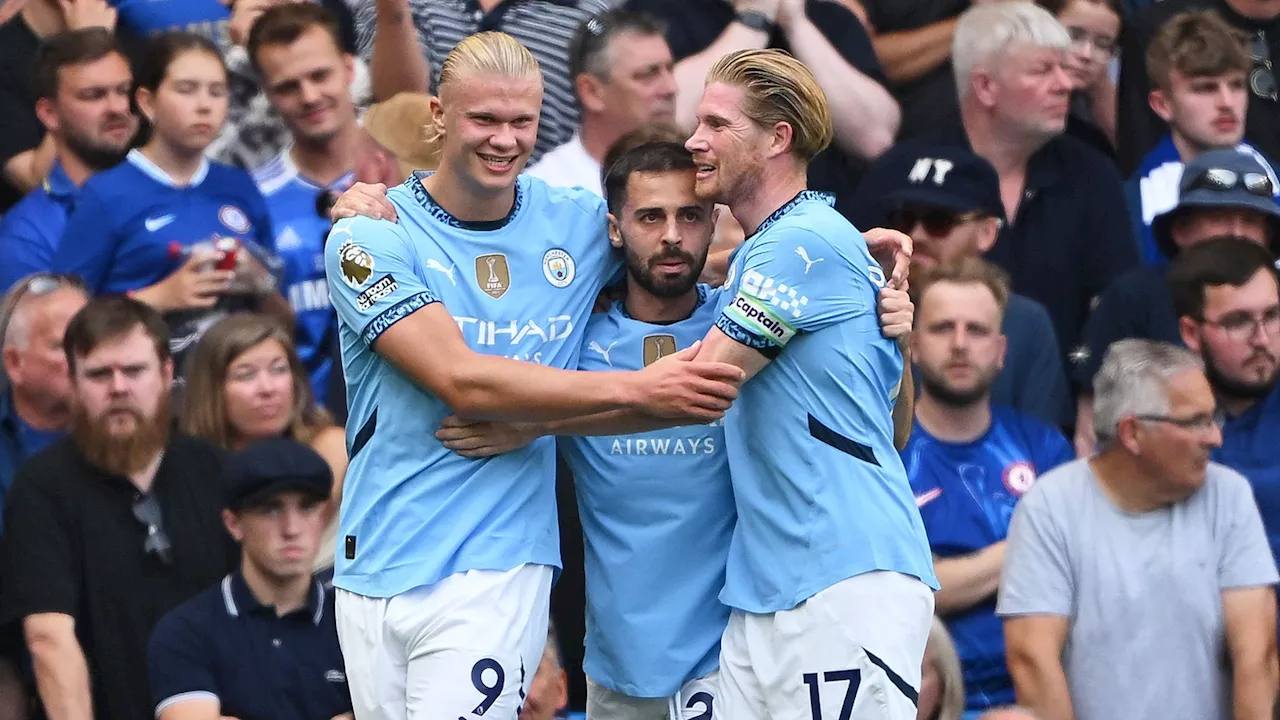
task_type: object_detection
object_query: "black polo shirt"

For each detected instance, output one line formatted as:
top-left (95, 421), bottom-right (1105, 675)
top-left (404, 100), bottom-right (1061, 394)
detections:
top-left (148, 572), bottom-right (351, 720)
top-left (1073, 264), bottom-right (1183, 387)
top-left (851, 127), bottom-right (1140, 390)
top-left (1116, 0), bottom-right (1280, 176)
top-left (861, 0), bottom-right (966, 141)
top-left (624, 0), bottom-right (886, 219)
top-left (0, 433), bottom-right (236, 720)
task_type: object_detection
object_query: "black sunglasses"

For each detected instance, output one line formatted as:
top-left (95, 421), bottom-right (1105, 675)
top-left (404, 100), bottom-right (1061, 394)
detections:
top-left (888, 206), bottom-right (984, 237)
top-left (131, 493), bottom-right (173, 566)
top-left (1251, 32), bottom-right (1277, 102)
top-left (1187, 167), bottom-right (1275, 197)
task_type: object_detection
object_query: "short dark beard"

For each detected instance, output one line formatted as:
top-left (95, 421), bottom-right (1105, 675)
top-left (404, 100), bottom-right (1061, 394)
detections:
top-left (62, 125), bottom-right (131, 172)
top-left (1203, 348), bottom-right (1277, 407)
top-left (918, 364), bottom-right (996, 408)
top-left (71, 390), bottom-right (172, 478)
top-left (625, 243), bottom-right (707, 299)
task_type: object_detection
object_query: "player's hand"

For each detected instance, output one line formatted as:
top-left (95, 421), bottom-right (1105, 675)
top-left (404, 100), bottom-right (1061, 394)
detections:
top-left (436, 415), bottom-right (540, 458)
top-left (631, 344), bottom-right (743, 421)
top-left (330, 183), bottom-right (399, 223)
top-left (228, 0), bottom-right (301, 46)
top-left (134, 249), bottom-right (234, 312)
top-left (877, 285), bottom-right (914, 339)
top-left (864, 227), bottom-right (912, 291)
top-left (58, 0), bottom-right (116, 30)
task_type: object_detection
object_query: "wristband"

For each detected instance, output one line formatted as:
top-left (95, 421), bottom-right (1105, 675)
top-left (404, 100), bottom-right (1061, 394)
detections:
top-left (735, 9), bottom-right (777, 34)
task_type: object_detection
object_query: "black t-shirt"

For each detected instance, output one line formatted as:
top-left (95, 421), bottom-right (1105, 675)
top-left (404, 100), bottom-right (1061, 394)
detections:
top-left (0, 17), bottom-right (43, 214)
top-left (0, 433), bottom-right (236, 720)
top-left (860, 0), bottom-right (965, 141)
top-left (625, 0), bottom-right (887, 220)
top-left (1117, 0), bottom-right (1280, 175)
top-left (1074, 264), bottom-right (1182, 385)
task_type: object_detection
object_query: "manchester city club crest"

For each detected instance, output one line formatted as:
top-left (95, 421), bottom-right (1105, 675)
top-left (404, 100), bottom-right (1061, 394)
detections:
top-left (542, 248), bottom-right (575, 288)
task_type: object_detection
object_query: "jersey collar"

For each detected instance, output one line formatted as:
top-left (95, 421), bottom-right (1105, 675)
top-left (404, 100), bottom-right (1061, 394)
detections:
top-left (126, 148), bottom-right (210, 188)
top-left (616, 284), bottom-right (709, 322)
top-left (407, 170), bottom-right (524, 231)
top-left (41, 161), bottom-right (77, 202)
top-left (220, 572), bottom-right (326, 625)
top-left (752, 190), bottom-right (835, 238)
top-left (281, 146), bottom-right (355, 193)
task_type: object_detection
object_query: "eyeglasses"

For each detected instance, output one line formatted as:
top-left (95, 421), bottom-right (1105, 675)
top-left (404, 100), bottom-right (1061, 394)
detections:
top-left (1200, 306), bottom-right (1280, 342)
top-left (1135, 413), bottom-right (1222, 433)
top-left (0, 272), bottom-right (87, 350)
top-left (1066, 25), bottom-right (1116, 58)
top-left (131, 492), bottom-right (173, 566)
top-left (1186, 167), bottom-right (1275, 197)
top-left (888, 206), bottom-right (985, 237)
top-left (1251, 32), bottom-right (1277, 102)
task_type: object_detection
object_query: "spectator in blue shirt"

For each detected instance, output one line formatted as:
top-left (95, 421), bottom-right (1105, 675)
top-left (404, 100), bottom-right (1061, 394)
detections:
top-left (1074, 149), bottom-right (1280, 454)
top-left (1169, 237), bottom-right (1280, 573)
top-left (903, 258), bottom-right (1073, 717)
top-left (51, 31), bottom-right (288, 370)
top-left (0, 273), bottom-right (88, 527)
top-left (148, 435), bottom-right (352, 720)
top-left (0, 28), bottom-right (136, 292)
top-left (1125, 10), bottom-right (1279, 267)
top-left (861, 142), bottom-right (1070, 427)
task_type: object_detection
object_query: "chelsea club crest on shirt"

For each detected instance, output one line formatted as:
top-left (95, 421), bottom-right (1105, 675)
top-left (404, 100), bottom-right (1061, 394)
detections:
top-left (542, 248), bottom-right (575, 288)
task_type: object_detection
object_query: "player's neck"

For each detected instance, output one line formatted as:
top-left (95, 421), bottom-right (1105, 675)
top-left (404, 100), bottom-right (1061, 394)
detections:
top-left (140, 140), bottom-right (206, 187)
top-left (731, 165), bottom-right (808, 237)
top-left (422, 166), bottom-right (515, 223)
top-left (240, 558), bottom-right (314, 617)
top-left (290, 122), bottom-right (359, 187)
top-left (1090, 451), bottom-right (1184, 512)
top-left (623, 283), bottom-right (699, 324)
top-left (20, 2), bottom-right (66, 37)
top-left (915, 393), bottom-right (992, 444)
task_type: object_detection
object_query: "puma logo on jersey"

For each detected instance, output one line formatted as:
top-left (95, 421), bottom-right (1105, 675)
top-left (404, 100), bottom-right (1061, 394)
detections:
top-left (795, 246), bottom-right (824, 274)
top-left (426, 258), bottom-right (457, 286)
top-left (588, 340), bottom-right (617, 367)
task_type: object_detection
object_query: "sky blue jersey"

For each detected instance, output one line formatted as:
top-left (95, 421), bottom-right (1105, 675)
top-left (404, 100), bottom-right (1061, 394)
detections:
top-left (712, 190), bottom-right (938, 613)
top-left (325, 173), bottom-right (621, 598)
top-left (903, 407), bottom-right (1072, 711)
top-left (253, 151), bottom-right (353, 405)
top-left (559, 285), bottom-right (734, 698)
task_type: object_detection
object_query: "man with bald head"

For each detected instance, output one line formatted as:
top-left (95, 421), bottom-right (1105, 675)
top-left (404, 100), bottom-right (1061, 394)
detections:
top-left (0, 272), bottom-right (87, 526)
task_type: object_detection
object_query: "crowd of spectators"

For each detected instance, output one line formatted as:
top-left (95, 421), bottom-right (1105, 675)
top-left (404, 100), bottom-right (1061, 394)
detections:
top-left (0, 0), bottom-right (1277, 718)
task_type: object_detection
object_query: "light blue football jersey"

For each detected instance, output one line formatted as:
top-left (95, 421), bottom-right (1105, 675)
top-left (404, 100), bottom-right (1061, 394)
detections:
top-left (713, 190), bottom-right (938, 613)
top-left (325, 173), bottom-right (621, 598)
top-left (559, 285), bottom-right (734, 698)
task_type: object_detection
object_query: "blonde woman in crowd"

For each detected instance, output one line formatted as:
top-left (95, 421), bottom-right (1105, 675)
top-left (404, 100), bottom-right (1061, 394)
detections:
top-left (920, 617), bottom-right (968, 720)
top-left (180, 312), bottom-right (347, 576)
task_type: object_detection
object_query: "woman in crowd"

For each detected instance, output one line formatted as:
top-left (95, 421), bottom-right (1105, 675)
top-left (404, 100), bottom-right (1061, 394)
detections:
top-left (181, 313), bottom-right (347, 577)
top-left (919, 617), bottom-right (967, 720)
top-left (51, 31), bottom-right (287, 369)
top-left (1038, 0), bottom-right (1122, 152)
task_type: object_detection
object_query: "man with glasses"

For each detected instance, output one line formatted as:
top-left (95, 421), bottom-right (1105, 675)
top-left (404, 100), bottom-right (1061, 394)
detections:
top-left (864, 143), bottom-right (1070, 426)
top-left (1126, 10), bottom-right (1279, 266)
top-left (1170, 237), bottom-right (1280, 577)
top-left (1118, 0), bottom-right (1280, 178)
top-left (0, 295), bottom-right (235, 720)
top-left (249, 3), bottom-right (360, 410)
top-left (1074, 149), bottom-right (1280, 453)
top-left (999, 338), bottom-right (1278, 720)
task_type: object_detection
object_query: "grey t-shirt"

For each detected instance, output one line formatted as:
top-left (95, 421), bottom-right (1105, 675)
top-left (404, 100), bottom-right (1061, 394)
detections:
top-left (997, 458), bottom-right (1278, 720)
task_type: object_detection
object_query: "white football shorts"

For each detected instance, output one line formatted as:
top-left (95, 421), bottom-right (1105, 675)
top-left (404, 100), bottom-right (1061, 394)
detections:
top-left (336, 563), bottom-right (553, 720)
top-left (718, 570), bottom-right (934, 720)
top-left (586, 669), bottom-right (719, 720)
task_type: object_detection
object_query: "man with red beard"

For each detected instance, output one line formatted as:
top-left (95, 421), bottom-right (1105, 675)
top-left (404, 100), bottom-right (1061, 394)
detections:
top-left (1170, 237), bottom-right (1280, 573)
top-left (0, 295), bottom-right (235, 720)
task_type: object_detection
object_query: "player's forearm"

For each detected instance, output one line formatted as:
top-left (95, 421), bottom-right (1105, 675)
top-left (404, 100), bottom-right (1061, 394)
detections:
top-left (539, 409), bottom-right (688, 438)
top-left (441, 354), bottom-right (643, 422)
top-left (28, 631), bottom-right (93, 720)
top-left (1231, 650), bottom-right (1278, 720)
top-left (893, 342), bottom-right (912, 451)
top-left (673, 23), bottom-right (770, 128)
top-left (934, 542), bottom-right (1005, 614)
top-left (787, 17), bottom-right (899, 159)
top-left (870, 18), bottom-right (958, 85)
top-left (370, 0), bottom-right (429, 100)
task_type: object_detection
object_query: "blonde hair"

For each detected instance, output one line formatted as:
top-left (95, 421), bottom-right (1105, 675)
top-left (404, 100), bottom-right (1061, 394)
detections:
top-left (915, 256), bottom-right (1013, 317)
top-left (364, 92), bottom-right (442, 177)
top-left (179, 313), bottom-right (332, 448)
top-left (928, 617), bottom-right (968, 720)
top-left (705, 48), bottom-right (832, 163)
top-left (426, 32), bottom-right (543, 147)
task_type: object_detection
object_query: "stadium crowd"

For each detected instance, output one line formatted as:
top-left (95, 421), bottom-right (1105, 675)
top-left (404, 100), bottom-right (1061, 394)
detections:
top-left (0, 0), bottom-right (1276, 718)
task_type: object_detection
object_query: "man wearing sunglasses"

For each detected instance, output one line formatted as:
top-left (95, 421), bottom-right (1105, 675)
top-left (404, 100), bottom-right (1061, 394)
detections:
top-left (0, 296), bottom-right (236, 720)
top-left (865, 143), bottom-right (1070, 427)
top-left (1074, 149), bottom-right (1280, 454)
top-left (1170, 237), bottom-right (1280, 587)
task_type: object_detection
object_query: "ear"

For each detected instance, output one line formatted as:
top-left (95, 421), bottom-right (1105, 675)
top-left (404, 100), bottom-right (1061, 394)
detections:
top-left (34, 97), bottom-right (60, 134)
top-left (971, 69), bottom-right (1000, 110)
top-left (222, 508), bottom-right (244, 542)
top-left (995, 332), bottom-right (1008, 371)
top-left (1148, 88), bottom-right (1174, 124)
top-left (769, 121), bottom-right (795, 159)
top-left (1179, 315), bottom-right (1203, 351)
top-left (342, 52), bottom-right (356, 85)
top-left (606, 212), bottom-right (624, 249)
top-left (576, 73), bottom-right (608, 115)
top-left (161, 357), bottom-right (175, 388)
top-left (1117, 415), bottom-right (1144, 455)
top-left (975, 217), bottom-right (1000, 254)
top-left (135, 86), bottom-right (156, 125)
top-left (429, 95), bottom-right (446, 139)
top-left (2, 346), bottom-right (20, 385)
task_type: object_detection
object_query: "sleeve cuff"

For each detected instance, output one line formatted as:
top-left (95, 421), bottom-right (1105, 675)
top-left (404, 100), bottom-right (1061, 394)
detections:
top-left (155, 691), bottom-right (219, 718)
top-left (359, 291), bottom-right (438, 346)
